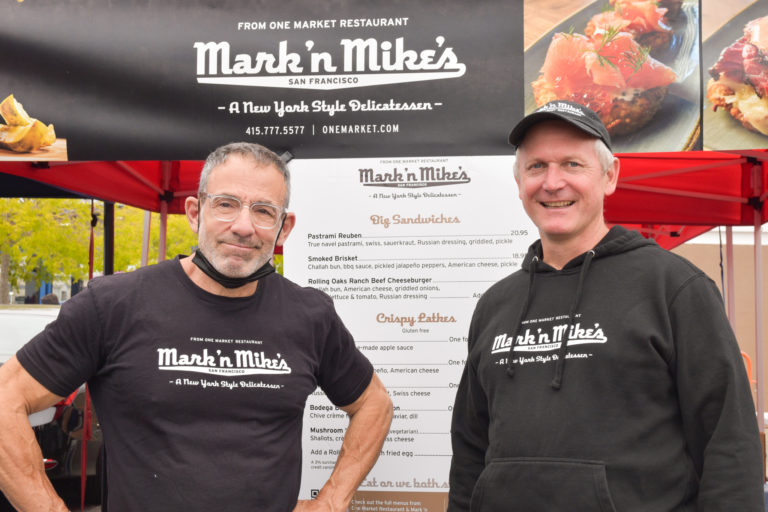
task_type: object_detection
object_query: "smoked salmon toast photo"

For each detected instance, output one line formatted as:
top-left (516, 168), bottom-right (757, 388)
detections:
top-left (524, 0), bottom-right (700, 152)
top-left (531, 29), bottom-right (677, 135)
top-left (586, 0), bottom-right (674, 55)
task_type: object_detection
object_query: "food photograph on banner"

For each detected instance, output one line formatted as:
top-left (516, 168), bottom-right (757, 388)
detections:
top-left (0, 94), bottom-right (65, 161)
top-left (703, 0), bottom-right (768, 150)
top-left (524, 0), bottom-right (701, 152)
top-left (0, 0), bottom-right (520, 161)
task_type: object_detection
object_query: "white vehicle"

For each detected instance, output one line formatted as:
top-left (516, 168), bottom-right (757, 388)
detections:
top-left (0, 305), bottom-right (60, 359)
top-left (0, 305), bottom-right (102, 510)
top-left (0, 305), bottom-right (61, 426)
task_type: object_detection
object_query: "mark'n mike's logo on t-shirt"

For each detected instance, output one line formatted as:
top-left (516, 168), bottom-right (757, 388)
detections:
top-left (157, 347), bottom-right (292, 375)
top-left (491, 322), bottom-right (607, 354)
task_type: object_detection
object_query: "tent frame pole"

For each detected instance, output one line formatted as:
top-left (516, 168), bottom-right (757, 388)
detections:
top-left (141, 211), bottom-right (151, 267)
top-left (752, 162), bottom-right (765, 432)
top-left (159, 162), bottom-right (171, 261)
top-left (756, 222), bottom-right (764, 430)
top-left (726, 226), bottom-right (736, 330)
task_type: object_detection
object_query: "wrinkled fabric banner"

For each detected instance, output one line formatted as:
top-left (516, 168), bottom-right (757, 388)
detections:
top-left (0, 0), bottom-right (522, 160)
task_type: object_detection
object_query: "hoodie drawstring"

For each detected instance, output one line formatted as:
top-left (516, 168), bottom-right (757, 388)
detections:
top-left (505, 256), bottom-right (538, 379)
top-left (550, 249), bottom-right (595, 390)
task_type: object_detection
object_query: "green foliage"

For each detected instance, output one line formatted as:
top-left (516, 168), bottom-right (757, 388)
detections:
top-left (0, 199), bottom-right (198, 290)
top-left (0, 198), bottom-right (93, 286)
top-left (113, 205), bottom-right (198, 270)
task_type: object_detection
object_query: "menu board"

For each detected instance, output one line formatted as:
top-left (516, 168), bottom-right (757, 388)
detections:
top-left (284, 155), bottom-right (538, 510)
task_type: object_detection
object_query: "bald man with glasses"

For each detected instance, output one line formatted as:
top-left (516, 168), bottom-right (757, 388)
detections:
top-left (0, 142), bottom-right (393, 512)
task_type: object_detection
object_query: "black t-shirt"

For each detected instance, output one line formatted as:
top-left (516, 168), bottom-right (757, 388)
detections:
top-left (17, 258), bottom-right (373, 512)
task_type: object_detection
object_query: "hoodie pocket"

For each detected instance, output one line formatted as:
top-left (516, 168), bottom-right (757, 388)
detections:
top-left (470, 457), bottom-right (618, 512)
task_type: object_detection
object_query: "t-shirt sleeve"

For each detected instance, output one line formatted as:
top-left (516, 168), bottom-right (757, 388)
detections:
top-left (16, 284), bottom-right (104, 397)
top-left (316, 310), bottom-right (373, 407)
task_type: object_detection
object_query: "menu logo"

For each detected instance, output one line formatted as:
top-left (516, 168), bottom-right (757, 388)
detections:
top-left (193, 37), bottom-right (466, 90)
top-left (359, 166), bottom-right (471, 188)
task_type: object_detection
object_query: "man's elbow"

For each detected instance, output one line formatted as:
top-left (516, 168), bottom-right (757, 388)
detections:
top-left (354, 372), bottom-right (394, 431)
top-left (380, 389), bottom-right (394, 426)
top-left (370, 373), bottom-right (394, 425)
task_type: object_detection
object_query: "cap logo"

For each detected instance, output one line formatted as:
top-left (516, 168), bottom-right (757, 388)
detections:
top-left (535, 101), bottom-right (585, 117)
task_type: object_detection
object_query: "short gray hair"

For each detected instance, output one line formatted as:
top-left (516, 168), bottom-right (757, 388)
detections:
top-left (513, 138), bottom-right (615, 178)
top-left (198, 142), bottom-right (291, 208)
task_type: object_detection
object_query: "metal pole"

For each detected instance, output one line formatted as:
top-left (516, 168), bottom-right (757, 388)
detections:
top-left (726, 226), bottom-right (736, 330)
top-left (756, 220), bottom-right (765, 431)
top-left (103, 202), bottom-right (114, 276)
top-left (753, 163), bottom-right (765, 431)
top-left (141, 211), bottom-right (151, 267)
top-left (159, 205), bottom-right (167, 262)
top-left (159, 162), bottom-right (171, 261)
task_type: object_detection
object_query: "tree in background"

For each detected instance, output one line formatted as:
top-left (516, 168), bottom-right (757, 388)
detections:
top-left (0, 199), bottom-right (197, 304)
top-left (113, 204), bottom-right (198, 270)
top-left (0, 198), bottom-right (94, 304)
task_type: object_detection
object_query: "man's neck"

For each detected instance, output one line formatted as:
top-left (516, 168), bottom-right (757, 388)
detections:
top-left (539, 224), bottom-right (609, 270)
top-left (180, 255), bottom-right (259, 297)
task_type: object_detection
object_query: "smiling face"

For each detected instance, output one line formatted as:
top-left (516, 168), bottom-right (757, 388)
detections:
top-left (186, 153), bottom-right (295, 280)
top-left (515, 120), bottom-right (619, 265)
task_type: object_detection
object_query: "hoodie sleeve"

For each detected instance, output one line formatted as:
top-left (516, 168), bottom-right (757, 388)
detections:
top-left (671, 274), bottom-right (765, 511)
top-left (448, 319), bottom-right (490, 511)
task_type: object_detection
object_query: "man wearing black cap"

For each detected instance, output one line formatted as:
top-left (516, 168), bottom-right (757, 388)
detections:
top-left (448, 101), bottom-right (764, 511)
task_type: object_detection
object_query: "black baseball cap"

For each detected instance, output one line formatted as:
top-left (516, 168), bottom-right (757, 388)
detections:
top-left (508, 100), bottom-right (612, 152)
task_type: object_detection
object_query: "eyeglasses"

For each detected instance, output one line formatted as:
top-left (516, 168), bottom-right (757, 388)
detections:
top-left (200, 193), bottom-right (285, 229)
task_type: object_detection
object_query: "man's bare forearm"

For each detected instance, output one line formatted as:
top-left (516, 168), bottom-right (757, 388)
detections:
top-left (0, 356), bottom-right (69, 511)
top-left (294, 372), bottom-right (393, 511)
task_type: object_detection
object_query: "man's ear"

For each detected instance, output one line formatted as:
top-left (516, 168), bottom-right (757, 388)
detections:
top-left (604, 157), bottom-right (620, 197)
top-left (276, 212), bottom-right (296, 246)
top-left (185, 196), bottom-right (200, 234)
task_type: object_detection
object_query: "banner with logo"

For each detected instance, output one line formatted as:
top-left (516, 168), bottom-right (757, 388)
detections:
top-left (4, 1), bottom-right (768, 162)
top-left (0, 0), bottom-right (521, 161)
top-left (284, 155), bottom-right (538, 509)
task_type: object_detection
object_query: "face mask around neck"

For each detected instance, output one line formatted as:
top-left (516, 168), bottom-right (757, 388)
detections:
top-left (191, 250), bottom-right (274, 289)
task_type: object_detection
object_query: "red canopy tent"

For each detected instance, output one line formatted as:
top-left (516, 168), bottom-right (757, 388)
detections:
top-left (0, 160), bottom-right (204, 263)
top-left (607, 149), bottom-right (768, 247)
top-left (0, 161), bottom-right (201, 214)
top-left (1, 150), bottom-right (765, 244)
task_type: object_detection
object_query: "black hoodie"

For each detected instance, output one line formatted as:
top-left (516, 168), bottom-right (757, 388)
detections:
top-left (448, 226), bottom-right (764, 511)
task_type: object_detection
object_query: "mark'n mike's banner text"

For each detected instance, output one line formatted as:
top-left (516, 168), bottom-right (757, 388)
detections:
top-left (0, 0), bottom-right (521, 161)
top-left (6, 1), bottom-right (768, 162)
